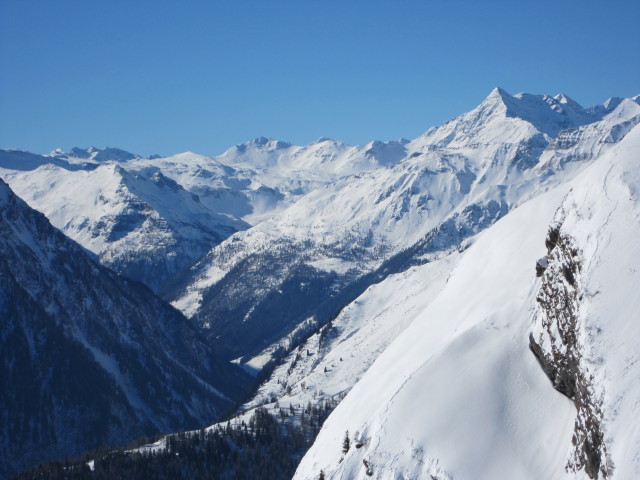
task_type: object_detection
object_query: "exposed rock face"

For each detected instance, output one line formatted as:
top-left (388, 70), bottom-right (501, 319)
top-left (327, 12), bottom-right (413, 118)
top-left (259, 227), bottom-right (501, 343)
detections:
top-left (530, 223), bottom-right (611, 479)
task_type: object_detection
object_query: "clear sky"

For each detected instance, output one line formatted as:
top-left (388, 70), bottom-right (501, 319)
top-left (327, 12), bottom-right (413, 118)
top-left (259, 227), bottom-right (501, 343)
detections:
top-left (1, 0), bottom-right (638, 157)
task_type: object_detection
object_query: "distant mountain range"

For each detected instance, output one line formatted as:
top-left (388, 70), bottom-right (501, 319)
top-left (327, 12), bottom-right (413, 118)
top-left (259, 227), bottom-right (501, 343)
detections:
top-left (2, 88), bottom-right (640, 479)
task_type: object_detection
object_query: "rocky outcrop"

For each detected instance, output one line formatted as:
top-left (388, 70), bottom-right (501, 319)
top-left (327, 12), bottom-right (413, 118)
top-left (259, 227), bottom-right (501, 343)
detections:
top-left (530, 223), bottom-right (611, 478)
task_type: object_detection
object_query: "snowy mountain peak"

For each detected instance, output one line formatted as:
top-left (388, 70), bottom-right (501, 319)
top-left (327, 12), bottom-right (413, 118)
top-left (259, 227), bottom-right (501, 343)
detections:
top-left (602, 97), bottom-right (624, 111)
top-left (242, 137), bottom-right (292, 150)
top-left (169, 150), bottom-right (218, 163)
top-left (553, 92), bottom-right (582, 108)
top-left (248, 136), bottom-right (272, 147)
top-left (48, 148), bottom-right (66, 157)
top-left (474, 87), bottom-right (512, 114)
top-left (57, 146), bottom-right (138, 162)
top-left (68, 146), bottom-right (97, 159)
top-left (313, 136), bottom-right (336, 144)
top-left (93, 147), bottom-right (138, 162)
top-left (487, 86), bottom-right (511, 101)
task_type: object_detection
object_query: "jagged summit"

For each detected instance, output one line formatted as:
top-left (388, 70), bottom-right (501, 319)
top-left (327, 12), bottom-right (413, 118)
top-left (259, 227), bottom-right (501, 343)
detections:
top-left (53, 146), bottom-right (138, 162)
top-left (239, 137), bottom-right (293, 150)
top-left (410, 87), bottom-right (621, 158)
top-left (69, 146), bottom-right (99, 159)
top-left (553, 92), bottom-right (583, 108)
top-left (313, 136), bottom-right (335, 144)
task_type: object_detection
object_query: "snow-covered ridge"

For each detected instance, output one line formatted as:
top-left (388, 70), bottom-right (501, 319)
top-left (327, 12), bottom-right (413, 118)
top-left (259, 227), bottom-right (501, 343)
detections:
top-left (170, 90), bottom-right (640, 366)
top-left (294, 123), bottom-right (640, 479)
top-left (0, 158), bottom-right (247, 293)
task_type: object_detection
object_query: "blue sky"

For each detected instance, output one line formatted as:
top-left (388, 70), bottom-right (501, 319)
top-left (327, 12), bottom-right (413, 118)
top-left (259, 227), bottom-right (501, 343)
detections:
top-left (1, 0), bottom-right (638, 157)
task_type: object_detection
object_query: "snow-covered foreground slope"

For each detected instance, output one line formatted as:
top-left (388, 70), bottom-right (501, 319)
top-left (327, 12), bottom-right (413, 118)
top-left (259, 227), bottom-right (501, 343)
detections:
top-left (295, 125), bottom-right (640, 480)
top-left (294, 185), bottom-right (575, 480)
top-left (530, 124), bottom-right (640, 478)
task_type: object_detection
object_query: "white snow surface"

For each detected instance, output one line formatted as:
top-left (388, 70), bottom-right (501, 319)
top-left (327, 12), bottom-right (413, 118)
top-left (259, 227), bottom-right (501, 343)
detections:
top-left (294, 184), bottom-right (576, 480)
top-left (0, 161), bottom-right (246, 291)
top-left (532, 124), bottom-right (640, 478)
top-left (0, 162), bottom-right (241, 256)
top-left (52, 138), bottom-right (407, 225)
top-left (295, 124), bottom-right (640, 479)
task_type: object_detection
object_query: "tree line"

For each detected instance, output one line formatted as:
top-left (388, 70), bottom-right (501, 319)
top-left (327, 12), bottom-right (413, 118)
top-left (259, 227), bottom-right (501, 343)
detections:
top-left (12, 398), bottom-right (342, 480)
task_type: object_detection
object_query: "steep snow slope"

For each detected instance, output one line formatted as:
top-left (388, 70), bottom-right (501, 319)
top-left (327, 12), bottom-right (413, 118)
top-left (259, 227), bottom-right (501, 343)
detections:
top-left (530, 124), bottom-right (640, 478)
top-left (296, 124), bottom-right (640, 480)
top-left (0, 160), bottom-right (246, 293)
top-left (0, 179), bottom-right (250, 478)
top-left (173, 90), bottom-right (639, 362)
top-left (294, 184), bottom-right (575, 480)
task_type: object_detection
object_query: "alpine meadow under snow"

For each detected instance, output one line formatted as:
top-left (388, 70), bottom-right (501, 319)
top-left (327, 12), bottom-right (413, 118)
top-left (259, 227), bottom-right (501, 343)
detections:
top-left (1, 88), bottom-right (640, 479)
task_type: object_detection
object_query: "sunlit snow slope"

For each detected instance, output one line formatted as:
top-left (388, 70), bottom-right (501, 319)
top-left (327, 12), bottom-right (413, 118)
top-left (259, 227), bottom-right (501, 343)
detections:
top-left (294, 125), bottom-right (640, 480)
top-left (294, 182), bottom-right (576, 480)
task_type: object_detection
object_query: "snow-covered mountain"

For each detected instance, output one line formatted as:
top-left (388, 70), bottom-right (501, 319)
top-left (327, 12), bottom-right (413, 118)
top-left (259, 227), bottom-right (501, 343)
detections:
top-left (171, 89), bottom-right (639, 365)
top-left (50, 137), bottom-right (407, 225)
top-left (294, 182), bottom-right (576, 480)
top-left (294, 116), bottom-right (640, 480)
top-left (0, 153), bottom-right (247, 294)
top-left (4, 88), bottom-right (640, 480)
top-left (0, 178), bottom-right (250, 478)
top-left (0, 136), bottom-right (408, 297)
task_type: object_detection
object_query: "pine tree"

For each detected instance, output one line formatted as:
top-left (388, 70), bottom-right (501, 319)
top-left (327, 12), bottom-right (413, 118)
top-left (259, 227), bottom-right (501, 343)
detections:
top-left (342, 430), bottom-right (350, 454)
